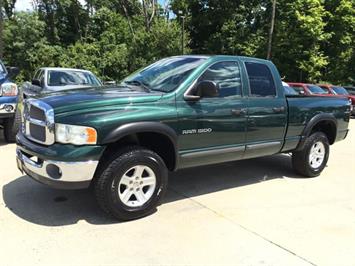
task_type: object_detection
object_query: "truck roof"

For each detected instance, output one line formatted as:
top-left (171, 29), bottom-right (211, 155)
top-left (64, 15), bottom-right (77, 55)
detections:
top-left (39, 67), bottom-right (93, 73)
top-left (169, 55), bottom-right (271, 63)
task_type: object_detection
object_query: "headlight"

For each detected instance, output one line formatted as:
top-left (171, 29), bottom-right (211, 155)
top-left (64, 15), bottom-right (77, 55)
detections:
top-left (55, 124), bottom-right (97, 145)
top-left (1, 82), bottom-right (18, 96)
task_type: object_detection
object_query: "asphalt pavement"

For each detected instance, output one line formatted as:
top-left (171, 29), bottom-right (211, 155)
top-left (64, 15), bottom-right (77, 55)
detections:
top-left (1, 121), bottom-right (354, 266)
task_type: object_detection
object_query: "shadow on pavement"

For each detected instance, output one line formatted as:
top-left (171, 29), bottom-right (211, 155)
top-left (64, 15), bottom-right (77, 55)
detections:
top-left (0, 129), bottom-right (7, 147)
top-left (3, 154), bottom-right (303, 226)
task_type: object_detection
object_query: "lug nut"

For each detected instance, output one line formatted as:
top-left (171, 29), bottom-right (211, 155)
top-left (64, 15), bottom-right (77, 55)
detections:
top-left (140, 181), bottom-right (143, 185)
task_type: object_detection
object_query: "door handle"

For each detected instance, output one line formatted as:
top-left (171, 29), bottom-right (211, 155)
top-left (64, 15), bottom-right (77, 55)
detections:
top-left (272, 106), bottom-right (285, 113)
top-left (231, 109), bottom-right (247, 116)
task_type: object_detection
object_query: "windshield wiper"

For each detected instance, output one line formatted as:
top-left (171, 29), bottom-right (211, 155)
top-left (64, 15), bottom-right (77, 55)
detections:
top-left (124, 80), bottom-right (151, 92)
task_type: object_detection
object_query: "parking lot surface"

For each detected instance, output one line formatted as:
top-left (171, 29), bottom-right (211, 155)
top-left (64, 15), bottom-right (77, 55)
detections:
top-left (1, 121), bottom-right (354, 266)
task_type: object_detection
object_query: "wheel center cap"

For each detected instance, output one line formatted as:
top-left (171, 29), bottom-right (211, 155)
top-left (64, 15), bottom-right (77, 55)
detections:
top-left (133, 181), bottom-right (140, 188)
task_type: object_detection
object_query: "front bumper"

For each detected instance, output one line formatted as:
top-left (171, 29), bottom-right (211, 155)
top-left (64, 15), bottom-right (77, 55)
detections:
top-left (16, 148), bottom-right (99, 189)
top-left (0, 103), bottom-right (16, 119)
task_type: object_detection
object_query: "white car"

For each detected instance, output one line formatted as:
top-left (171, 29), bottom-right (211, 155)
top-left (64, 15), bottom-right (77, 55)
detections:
top-left (30, 67), bottom-right (102, 92)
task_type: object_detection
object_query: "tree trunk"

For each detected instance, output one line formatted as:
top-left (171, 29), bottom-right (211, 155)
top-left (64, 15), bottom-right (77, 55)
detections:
top-left (267, 0), bottom-right (276, 60)
top-left (119, 0), bottom-right (135, 36)
top-left (0, 0), bottom-right (3, 59)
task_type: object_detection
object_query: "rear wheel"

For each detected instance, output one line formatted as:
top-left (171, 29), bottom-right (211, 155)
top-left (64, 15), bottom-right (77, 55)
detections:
top-left (292, 132), bottom-right (329, 177)
top-left (94, 146), bottom-right (168, 221)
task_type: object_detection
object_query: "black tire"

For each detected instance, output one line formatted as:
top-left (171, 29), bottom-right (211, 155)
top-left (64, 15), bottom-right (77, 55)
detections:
top-left (292, 132), bottom-right (329, 177)
top-left (94, 146), bottom-right (168, 221)
top-left (3, 108), bottom-right (21, 143)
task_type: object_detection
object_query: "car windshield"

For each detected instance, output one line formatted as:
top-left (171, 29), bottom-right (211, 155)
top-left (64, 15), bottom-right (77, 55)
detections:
top-left (284, 86), bottom-right (298, 95)
top-left (307, 85), bottom-right (328, 94)
top-left (48, 70), bottom-right (101, 87)
top-left (122, 57), bottom-right (207, 93)
top-left (332, 86), bottom-right (349, 95)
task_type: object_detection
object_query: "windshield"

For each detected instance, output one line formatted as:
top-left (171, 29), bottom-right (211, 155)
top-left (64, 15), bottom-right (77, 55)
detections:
top-left (122, 57), bottom-right (207, 93)
top-left (307, 85), bottom-right (328, 95)
top-left (284, 86), bottom-right (298, 95)
top-left (48, 70), bottom-right (101, 87)
top-left (332, 86), bottom-right (349, 95)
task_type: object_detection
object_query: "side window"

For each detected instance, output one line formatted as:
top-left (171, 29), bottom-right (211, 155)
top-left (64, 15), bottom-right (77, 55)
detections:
top-left (39, 70), bottom-right (45, 84)
top-left (33, 69), bottom-right (41, 80)
top-left (245, 62), bottom-right (276, 97)
top-left (291, 85), bottom-right (304, 94)
top-left (198, 61), bottom-right (242, 98)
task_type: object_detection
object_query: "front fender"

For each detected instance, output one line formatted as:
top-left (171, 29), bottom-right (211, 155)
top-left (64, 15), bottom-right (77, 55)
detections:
top-left (101, 121), bottom-right (178, 146)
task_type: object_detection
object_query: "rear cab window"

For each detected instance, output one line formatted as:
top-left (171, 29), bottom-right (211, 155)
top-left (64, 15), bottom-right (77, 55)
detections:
top-left (245, 62), bottom-right (276, 97)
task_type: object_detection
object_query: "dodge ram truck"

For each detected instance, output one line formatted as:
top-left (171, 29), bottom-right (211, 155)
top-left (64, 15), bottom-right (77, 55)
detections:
top-left (16, 55), bottom-right (351, 220)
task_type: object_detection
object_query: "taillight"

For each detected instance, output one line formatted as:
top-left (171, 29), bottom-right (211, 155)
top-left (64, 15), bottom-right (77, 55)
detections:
top-left (1, 82), bottom-right (18, 96)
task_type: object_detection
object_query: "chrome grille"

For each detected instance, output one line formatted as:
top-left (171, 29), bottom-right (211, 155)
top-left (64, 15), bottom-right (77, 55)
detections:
top-left (23, 99), bottom-right (55, 145)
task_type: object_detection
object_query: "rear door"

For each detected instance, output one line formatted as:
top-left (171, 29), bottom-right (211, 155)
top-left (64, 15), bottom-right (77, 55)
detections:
top-left (242, 61), bottom-right (287, 158)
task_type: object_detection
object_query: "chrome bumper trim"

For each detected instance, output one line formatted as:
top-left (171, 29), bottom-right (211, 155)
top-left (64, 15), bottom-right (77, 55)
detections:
top-left (16, 148), bottom-right (98, 183)
top-left (0, 103), bottom-right (16, 114)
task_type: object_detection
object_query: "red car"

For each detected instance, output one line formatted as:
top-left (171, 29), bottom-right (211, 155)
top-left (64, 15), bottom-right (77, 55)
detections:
top-left (287, 82), bottom-right (333, 96)
top-left (318, 84), bottom-right (355, 115)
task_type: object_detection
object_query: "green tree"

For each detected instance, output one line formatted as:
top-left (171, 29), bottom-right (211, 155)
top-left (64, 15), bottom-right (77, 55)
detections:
top-left (323, 0), bottom-right (355, 84)
top-left (272, 0), bottom-right (330, 82)
top-left (3, 12), bottom-right (63, 81)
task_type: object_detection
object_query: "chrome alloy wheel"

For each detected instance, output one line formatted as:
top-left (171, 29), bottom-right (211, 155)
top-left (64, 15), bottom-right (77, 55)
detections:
top-left (309, 141), bottom-right (325, 169)
top-left (118, 165), bottom-right (157, 207)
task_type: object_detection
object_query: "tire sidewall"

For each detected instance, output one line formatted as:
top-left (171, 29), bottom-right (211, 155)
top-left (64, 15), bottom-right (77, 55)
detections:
top-left (105, 150), bottom-right (168, 219)
top-left (305, 133), bottom-right (329, 175)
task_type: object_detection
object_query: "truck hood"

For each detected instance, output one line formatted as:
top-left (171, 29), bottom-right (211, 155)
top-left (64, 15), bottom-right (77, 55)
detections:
top-left (37, 86), bottom-right (164, 114)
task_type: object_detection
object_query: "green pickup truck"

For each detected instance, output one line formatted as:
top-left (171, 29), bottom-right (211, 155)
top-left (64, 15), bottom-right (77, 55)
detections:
top-left (16, 55), bottom-right (351, 220)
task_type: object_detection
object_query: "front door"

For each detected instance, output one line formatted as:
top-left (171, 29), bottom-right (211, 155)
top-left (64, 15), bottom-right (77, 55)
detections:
top-left (177, 60), bottom-right (247, 168)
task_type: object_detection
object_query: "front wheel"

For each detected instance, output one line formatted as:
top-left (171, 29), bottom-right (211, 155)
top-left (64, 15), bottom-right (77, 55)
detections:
top-left (94, 146), bottom-right (168, 221)
top-left (3, 108), bottom-right (21, 143)
top-left (292, 132), bottom-right (329, 177)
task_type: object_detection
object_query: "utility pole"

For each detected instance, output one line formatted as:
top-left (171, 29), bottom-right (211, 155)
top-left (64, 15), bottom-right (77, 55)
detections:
top-left (0, 0), bottom-right (3, 59)
top-left (181, 15), bottom-right (185, 55)
top-left (267, 0), bottom-right (276, 60)
top-left (178, 10), bottom-right (185, 55)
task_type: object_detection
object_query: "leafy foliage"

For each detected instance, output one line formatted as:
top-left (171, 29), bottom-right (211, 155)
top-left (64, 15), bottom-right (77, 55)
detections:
top-left (171, 0), bottom-right (354, 84)
top-left (2, 1), bottom-right (188, 83)
top-left (1, 0), bottom-right (354, 85)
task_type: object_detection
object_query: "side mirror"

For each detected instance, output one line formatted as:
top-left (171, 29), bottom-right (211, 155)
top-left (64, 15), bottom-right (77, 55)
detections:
top-left (185, 80), bottom-right (219, 101)
top-left (32, 79), bottom-right (42, 87)
top-left (6, 67), bottom-right (20, 79)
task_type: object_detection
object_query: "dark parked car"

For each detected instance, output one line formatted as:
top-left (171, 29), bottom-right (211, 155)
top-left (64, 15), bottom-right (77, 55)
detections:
top-left (0, 60), bottom-right (19, 142)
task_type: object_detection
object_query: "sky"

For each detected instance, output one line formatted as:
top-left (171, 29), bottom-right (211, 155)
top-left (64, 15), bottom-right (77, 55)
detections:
top-left (15, 0), bottom-right (168, 11)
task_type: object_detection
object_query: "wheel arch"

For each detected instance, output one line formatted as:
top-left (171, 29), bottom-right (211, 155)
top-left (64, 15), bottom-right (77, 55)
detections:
top-left (296, 113), bottom-right (337, 151)
top-left (100, 122), bottom-right (179, 171)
